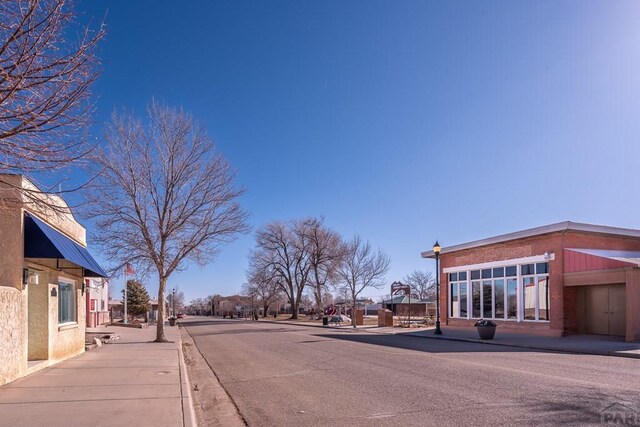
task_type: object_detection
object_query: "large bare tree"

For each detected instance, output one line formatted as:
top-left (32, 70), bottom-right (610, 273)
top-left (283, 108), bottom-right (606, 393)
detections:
top-left (403, 270), bottom-right (435, 300)
top-left (251, 219), bottom-right (314, 320)
top-left (306, 218), bottom-right (344, 317)
top-left (338, 235), bottom-right (390, 328)
top-left (0, 0), bottom-right (104, 205)
top-left (87, 102), bottom-right (250, 342)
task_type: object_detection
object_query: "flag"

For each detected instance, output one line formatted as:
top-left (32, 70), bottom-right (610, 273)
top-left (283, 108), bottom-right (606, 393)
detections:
top-left (125, 263), bottom-right (135, 276)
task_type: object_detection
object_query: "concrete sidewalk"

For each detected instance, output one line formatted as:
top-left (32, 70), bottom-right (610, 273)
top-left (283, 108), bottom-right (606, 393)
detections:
top-left (244, 317), bottom-right (640, 359)
top-left (402, 325), bottom-right (640, 359)
top-left (0, 323), bottom-right (195, 427)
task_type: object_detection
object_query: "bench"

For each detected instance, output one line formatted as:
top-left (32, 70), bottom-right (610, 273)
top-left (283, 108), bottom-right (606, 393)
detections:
top-left (329, 316), bottom-right (342, 326)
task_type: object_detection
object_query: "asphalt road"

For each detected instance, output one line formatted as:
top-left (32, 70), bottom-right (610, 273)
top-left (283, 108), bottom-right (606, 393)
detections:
top-left (182, 318), bottom-right (640, 427)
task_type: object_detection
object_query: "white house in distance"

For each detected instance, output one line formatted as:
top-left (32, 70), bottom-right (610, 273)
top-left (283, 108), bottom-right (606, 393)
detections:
top-left (0, 174), bottom-right (107, 385)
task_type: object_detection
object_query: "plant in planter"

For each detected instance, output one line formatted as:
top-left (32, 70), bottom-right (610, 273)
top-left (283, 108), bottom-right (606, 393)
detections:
top-left (474, 319), bottom-right (497, 340)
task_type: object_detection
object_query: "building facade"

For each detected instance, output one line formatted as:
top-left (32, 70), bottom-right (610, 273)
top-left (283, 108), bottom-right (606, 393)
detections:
top-left (0, 175), bottom-right (106, 385)
top-left (422, 222), bottom-right (640, 341)
top-left (85, 278), bottom-right (110, 327)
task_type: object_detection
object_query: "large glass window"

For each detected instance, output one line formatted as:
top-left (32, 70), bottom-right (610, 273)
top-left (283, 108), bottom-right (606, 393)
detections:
top-left (494, 279), bottom-right (505, 318)
top-left (538, 277), bottom-right (549, 320)
top-left (450, 283), bottom-right (459, 318)
top-left (472, 281), bottom-right (481, 318)
top-left (482, 280), bottom-right (493, 318)
top-left (58, 282), bottom-right (76, 324)
top-left (523, 277), bottom-right (536, 320)
top-left (507, 278), bottom-right (517, 319)
top-left (446, 261), bottom-right (550, 322)
top-left (459, 283), bottom-right (467, 317)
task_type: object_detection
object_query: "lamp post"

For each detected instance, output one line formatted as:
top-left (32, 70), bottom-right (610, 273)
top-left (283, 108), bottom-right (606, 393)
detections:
top-left (433, 241), bottom-right (443, 335)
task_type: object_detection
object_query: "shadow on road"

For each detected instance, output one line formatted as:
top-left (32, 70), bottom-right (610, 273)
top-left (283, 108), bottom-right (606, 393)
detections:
top-left (315, 332), bottom-right (553, 354)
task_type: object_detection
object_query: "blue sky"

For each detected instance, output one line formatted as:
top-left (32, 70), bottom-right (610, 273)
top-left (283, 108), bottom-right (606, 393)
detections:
top-left (74, 1), bottom-right (640, 303)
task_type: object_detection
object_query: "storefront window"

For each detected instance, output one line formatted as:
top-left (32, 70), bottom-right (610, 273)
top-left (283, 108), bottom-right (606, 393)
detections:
top-left (494, 279), bottom-right (505, 318)
top-left (482, 280), bottom-right (493, 318)
top-left (58, 282), bottom-right (76, 324)
top-left (472, 281), bottom-right (481, 318)
top-left (447, 260), bottom-right (549, 322)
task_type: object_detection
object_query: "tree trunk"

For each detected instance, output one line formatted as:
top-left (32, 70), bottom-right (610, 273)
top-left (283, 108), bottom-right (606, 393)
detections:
top-left (352, 296), bottom-right (357, 328)
top-left (156, 276), bottom-right (168, 342)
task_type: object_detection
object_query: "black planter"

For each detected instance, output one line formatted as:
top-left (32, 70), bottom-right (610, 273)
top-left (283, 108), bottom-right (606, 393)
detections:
top-left (476, 325), bottom-right (496, 340)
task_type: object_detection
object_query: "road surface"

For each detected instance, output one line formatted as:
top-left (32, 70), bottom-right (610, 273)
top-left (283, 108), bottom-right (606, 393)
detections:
top-left (181, 318), bottom-right (640, 426)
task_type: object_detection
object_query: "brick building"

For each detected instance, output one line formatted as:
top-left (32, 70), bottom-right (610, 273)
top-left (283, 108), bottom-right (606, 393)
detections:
top-left (421, 222), bottom-right (640, 342)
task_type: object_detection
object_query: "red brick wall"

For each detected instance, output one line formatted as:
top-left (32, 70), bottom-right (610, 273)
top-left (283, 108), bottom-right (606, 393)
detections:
top-left (439, 230), bottom-right (640, 335)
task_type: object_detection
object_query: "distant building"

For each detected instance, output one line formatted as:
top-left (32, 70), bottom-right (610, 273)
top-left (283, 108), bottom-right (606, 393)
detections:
top-left (85, 278), bottom-right (109, 327)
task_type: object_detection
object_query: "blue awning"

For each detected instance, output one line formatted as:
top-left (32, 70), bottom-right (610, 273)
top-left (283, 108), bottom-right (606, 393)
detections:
top-left (24, 214), bottom-right (108, 278)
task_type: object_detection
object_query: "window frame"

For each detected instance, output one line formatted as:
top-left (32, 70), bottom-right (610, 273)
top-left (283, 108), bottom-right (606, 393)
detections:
top-left (58, 281), bottom-right (78, 325)
top-left (445, 254), bottom-right (551, 323)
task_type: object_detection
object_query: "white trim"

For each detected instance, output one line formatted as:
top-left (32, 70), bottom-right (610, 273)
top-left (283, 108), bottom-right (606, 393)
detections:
top-left (422, 221), bottom-right (640, 258)
top-left (443, 253), bottom-right (555, 273)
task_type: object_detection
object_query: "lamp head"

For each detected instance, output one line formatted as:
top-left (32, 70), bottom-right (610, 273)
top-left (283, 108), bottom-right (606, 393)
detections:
top-left (433, 241), bottom-right (441, 255)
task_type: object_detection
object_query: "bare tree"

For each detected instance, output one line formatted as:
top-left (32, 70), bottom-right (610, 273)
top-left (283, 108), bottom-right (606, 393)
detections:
top-left (403, 270), bottom-right (435, 300)
top-left (0, 0), bottom-right (104, 207)
top-left (86, 102), bottom-right (250, 342)
top-left (338, 235), bottom-right (390, 328)
top-left (245, 263), bottom-right (281, 317)
top-left (251, 219), bottom-right (314, 320)
top-left (306, 218), bottom-right (343, 318)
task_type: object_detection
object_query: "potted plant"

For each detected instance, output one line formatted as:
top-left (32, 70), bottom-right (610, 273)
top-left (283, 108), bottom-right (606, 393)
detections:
top-left (475, 319), bottom-right (497, 340)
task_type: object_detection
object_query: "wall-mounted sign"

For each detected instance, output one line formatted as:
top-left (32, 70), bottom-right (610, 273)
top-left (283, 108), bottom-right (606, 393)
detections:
top-left (51, 287), bottom-right (57, 297)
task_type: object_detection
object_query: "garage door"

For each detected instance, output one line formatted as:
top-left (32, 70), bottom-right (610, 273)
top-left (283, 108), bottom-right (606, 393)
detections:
top-left (584, 285), bottom-right (626, 336)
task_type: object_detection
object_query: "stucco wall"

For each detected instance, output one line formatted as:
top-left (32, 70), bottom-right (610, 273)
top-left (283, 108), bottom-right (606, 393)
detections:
top-left (0, 208), bottom-right (23, 290)
top-left (27, 271), bottom-right (50, 360)
top-left (0, 287), bottom-right (27, 385)
top-left (48, 276), bottom-right (86, 362)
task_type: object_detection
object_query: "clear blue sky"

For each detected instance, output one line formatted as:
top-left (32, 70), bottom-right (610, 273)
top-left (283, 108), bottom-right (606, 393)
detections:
top-left (75, 1), bottom-right (640, 303)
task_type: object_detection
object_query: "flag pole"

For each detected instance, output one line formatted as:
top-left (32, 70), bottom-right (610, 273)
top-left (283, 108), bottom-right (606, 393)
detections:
top-left (124, 265), bottom-right (128, 325)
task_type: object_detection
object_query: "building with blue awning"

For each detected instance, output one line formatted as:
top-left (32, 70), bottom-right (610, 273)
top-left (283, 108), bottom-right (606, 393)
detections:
top-left (0, 174), bottom-right (108, 385)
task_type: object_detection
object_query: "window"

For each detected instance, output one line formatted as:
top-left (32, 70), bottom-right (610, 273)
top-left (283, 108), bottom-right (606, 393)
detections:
top-left (494, 279), bottom-right (505, 318)
top-left (522, 262), bottom-right (549, 321)
top-left (449, 278), bottom-right (468, 318)
top-left (450, 283), bottom-right (459, 317)
top-left (472, 281), bottom-right (481, 318)
top-left (446, 260), bottom-right (550, 322)
top-left (482, 280), bottom-right (493, 318)
top-left (58, 282), bottom-right (76, 324)
top-left (507, 278), bottom-right (517, 319)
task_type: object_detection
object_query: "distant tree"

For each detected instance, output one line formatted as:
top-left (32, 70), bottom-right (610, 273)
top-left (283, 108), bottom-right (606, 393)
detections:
top-left (403, 270), bottom-right (435, 300)
top-left (87, 102), bottom-right (250, 342)
top-left (123, 280), bottom-right (150, 318)
top-left (0, 0), bottom-right (104, 208)
top-left (244, 265), bottom-right (281, 317)
top-left (338, 235), bottom-right (390, 328)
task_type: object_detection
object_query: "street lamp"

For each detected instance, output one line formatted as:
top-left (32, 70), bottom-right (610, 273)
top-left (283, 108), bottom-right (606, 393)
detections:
top-left (433, 241), bottom-right (442, 335)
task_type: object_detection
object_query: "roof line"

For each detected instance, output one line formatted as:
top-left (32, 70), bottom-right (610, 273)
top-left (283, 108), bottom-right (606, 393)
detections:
top-left (421, 221), bottom-right (640, 258)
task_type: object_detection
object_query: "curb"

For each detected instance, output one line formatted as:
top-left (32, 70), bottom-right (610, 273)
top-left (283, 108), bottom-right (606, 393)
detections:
top-left (176, 326), bottom-right (198, 427)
